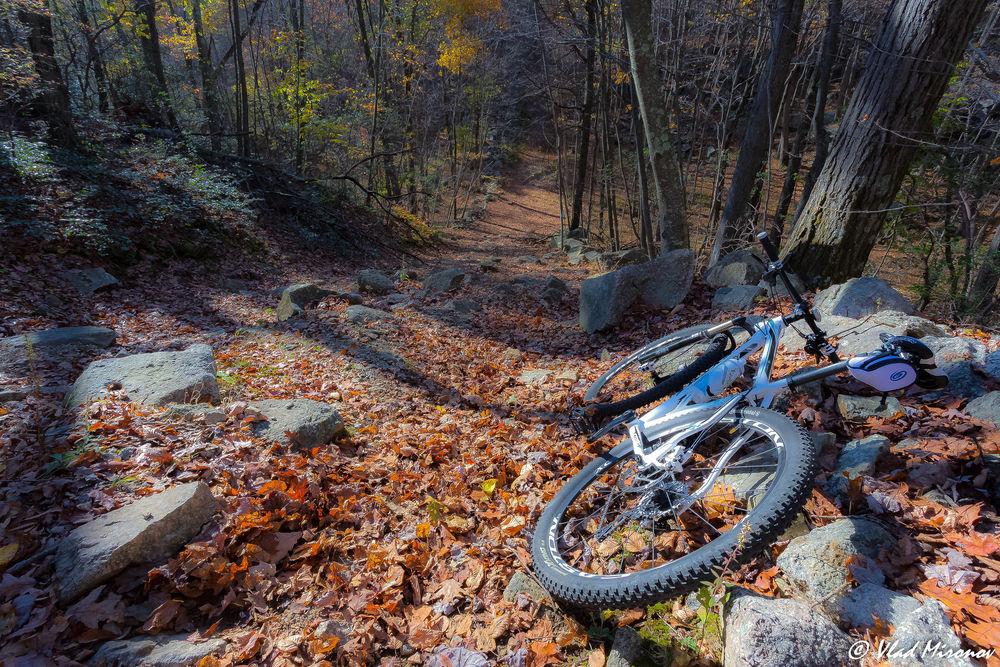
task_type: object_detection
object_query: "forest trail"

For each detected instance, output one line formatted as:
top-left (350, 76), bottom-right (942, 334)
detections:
top-left (4, 152), bottom-right (1000, 665)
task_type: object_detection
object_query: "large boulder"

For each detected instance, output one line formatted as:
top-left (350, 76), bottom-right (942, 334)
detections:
top-left (423, 268), bottom-right (466, 294)
top-left (249, 399), bottom-right (345, 448)
top-left (775, 518), bottom-right (894, 614)
top-left (56, 482), bottom-right (218, 603)
top-left (65, 267), bottom-right (119, 293)
top-left (0, 326), bottom-right (117, 375)
top-left (965, 391), bottom-right (1000, 425)
top-left (704, 250), bottom-right (765, 288)
top-left (91, 634), bottom-right (228, 666)
top-left (713, 285), bottom-right (763, 312)
top-left (579, 269), bottom-right (643, 334)
top-left (814, 277), bottom-right (915, 318)
top-left (887, 600), bottom-right (974, 667)
top-left (579, 251), bottom-right (696, 331)
top-left (277, 283), bottom-right (330, 321)
top-left (722, 588), bottom-right (852, 667)
top-left (628, 250), bottom-right (696, 308)
top-left (598, 248), bottom-right (649, 271)
top-left (549, 227), bottom-right (587, 250)
top-left (836, 582), bottom-right (921, 628)
top-left (68, 344), bottom-right (219, 407)
top-left (922, 336), bottom-right (990, 398)
top-left (356, 269), bottom-right (393, 295)
top-left (782, 311), bottom-right (947, 357)
top-left (344, 305), bottom-right (392, 324)
top-left (827, 435), bottom-right (891, 498)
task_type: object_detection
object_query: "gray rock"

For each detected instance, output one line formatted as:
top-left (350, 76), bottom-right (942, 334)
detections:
top-left (56, 482), bottom-right (218, 603)
top-left (545, 276), bottom-right (568, 293)
top-left (888, 600), bottom-right (974, 667)
top-left (626, 250), bottom-right (696, 310)
top-left (836, 395), bottom-right (904, 420)
top-left (423, 268), bottom-right (466, 293)
top-left (579, 251), bottom-right (695, 334)
top-left (836, 583), bottom-right (920, 628)
top-left (0, 326), bottom-right (118, 375)
top-left (335, 291), bottom-right (364, 305)
top-left (713, 285), bottom-right (763, 312)
top-left (759, 272), bottom-right (807, 298)
top-left (776, 518), bottom-right (894, 613)
top-left (160, 403), bottom-right (226, 425)
top-left (828, 435), bottom-right (890, 497)
top-left (965, 391), bottom-right (1000, 425)
top-left (223, 278), bottom-right (249, 292)
top-left (567, 250), bottom-right (599, 265)
top-left (722, 588), bottom-right (852, 667)
top-left (814, 277), bottom-right (915, 318)
top-left (0, 389), bottom-right (28, 403)
top-left (550, 228), bottom-right (587, 250)
top-left (90, 633), bottom-right (228, 667)
top-left (783, 311), bottom-right (947, 357)
top-left (68, 344), bottom-right (219, 407)
top-left (478, 260), bottom-right (499, 272)
top-left (541, 287), bottom-right (564, 305)
top-left (448, 299), bottom-right (482, 316)
top-left (579, 268), bottom-right (643, 334)
top-left (66, 268), bottom-right (119, 293)
top-left (1, 326), bottom-right (116, 351)
top-left (704, 250), bottom-right (765, 288)
top-left (501, 571), bottom-right (567, 632)
top-left (922, 337), bottom-right (989, 398)
top-left (599, 248), bottom-right (648, 271)
top-left (315, 618), bottom-right (352, 644)
top-left (344, 305), bottom-right (392, 323)
top-left (562, 238), bottom-right (591, 255)
top-left (356, 269), bottom-right (393, 295)
top-left (277, 283), bottom-right (330, 321)
top-left (249, 399), bottom-right (345, 448)
top-left (810, 431), bottom-right (837, 450)
top-left (606, 626), bottom-right (646, 667)
top-left (516, 255), bottom-right (544, 264)
top-left (501, 347), bottom-right (523, 362)
top-left (520, 369), bottom-right (553, 384)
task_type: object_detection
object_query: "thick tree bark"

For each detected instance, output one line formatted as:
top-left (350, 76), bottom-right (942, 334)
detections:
top-left (135, 0), bottom-right (178, 129)
top-left (570, 0), bottom-right (596, 232)
top-left (710, 0), bottom-right (804, 264)
top-left (19, 3), bottom-right (76, 146)
top-left (191, 0), bottom-right (222, 149)
top-left (621, 0), bottom-right (687, 253)
top-left (782, 0), bottom-right (990, 287)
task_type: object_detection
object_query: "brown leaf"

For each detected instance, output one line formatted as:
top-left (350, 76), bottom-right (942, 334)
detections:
top-left (141, 599), bottom-right (183, 634)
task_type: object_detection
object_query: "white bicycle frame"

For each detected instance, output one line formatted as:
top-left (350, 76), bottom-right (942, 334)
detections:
top-left (625, 314), bottom-right (804, 471)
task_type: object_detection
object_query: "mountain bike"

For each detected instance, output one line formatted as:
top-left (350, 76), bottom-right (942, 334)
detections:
top-left (531, 233), bottom-right (947, 609)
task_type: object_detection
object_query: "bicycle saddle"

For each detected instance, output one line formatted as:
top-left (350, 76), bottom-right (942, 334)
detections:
top-left (847, 335), bottom-right (948, 392)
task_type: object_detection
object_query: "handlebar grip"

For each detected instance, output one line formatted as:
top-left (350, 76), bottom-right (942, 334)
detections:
top-left (757, 231), bottom-right (780, 262)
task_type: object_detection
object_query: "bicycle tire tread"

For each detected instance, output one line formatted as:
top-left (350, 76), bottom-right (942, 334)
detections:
top-left (531, 410), bottom-right (817, 610)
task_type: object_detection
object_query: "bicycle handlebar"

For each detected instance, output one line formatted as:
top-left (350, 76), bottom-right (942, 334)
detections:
top-left (755, 232), bottom-right (840, 363)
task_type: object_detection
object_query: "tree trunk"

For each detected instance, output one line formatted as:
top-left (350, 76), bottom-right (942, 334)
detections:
top-left (782, 0), bottom-right (989, 287)
top-left (191, 0), bottom-right (222, 149)
top-left (230, 0), bottom-right (250, 156)
top-left (135, 0), bottom-right (178, 129)
top-left (792, 0), bottom-right (841, 225)
top-left (19, 3), bottom-right (76, 146)
top-left (570, 0), bottom-right (596, 232)
top-left (710, 0), bottom-right (804, 264)
top-left (621, 0), bottom-right (687, 253)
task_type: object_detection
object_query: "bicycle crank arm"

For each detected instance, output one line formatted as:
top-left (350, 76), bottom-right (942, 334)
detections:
top-left (586, 410), bottom-right (637, 443)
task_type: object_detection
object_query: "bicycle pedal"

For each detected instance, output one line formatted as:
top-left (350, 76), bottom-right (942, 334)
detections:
top-left (586, 410), bottom-right (636, 444)
top-left (570, 408), bottom-right (595, 436)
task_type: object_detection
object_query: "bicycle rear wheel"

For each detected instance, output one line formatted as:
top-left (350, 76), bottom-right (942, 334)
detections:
top-left (531, 406), bottom-right (814, 609)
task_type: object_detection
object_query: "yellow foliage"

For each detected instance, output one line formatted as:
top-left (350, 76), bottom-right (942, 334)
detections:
top-left (437, 19), bottom-right (482, 74)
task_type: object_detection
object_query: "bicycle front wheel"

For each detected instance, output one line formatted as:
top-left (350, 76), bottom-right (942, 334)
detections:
top-left (531, 406), bottom-right (814, 609)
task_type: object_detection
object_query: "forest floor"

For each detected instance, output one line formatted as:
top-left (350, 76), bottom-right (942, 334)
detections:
top-left (2, 150), bottom-right (1000, 666)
